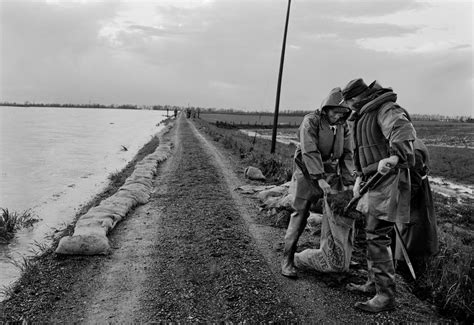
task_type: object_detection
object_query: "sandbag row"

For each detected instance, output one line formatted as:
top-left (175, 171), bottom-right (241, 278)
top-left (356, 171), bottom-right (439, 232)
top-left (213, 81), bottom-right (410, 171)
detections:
top-left (55, 125), bottom-right (174, 255)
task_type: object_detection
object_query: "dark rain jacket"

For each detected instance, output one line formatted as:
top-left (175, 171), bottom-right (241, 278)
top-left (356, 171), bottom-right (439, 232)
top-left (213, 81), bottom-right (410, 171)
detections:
top-left (353, 82), bottom-right (416, 223)
top-left (293, 89), bottom-right (354, 205)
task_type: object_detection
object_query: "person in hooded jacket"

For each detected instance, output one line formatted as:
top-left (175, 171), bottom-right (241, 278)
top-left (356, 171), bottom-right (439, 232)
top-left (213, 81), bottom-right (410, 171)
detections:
top-left (281, 87), bottom-right (354, 278)
top-left (341, 78), bottom-right (418, 313)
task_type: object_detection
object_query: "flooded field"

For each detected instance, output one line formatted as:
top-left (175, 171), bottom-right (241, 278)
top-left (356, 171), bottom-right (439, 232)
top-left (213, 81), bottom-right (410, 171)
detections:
top-left (0, 106), bottom-right (167, 297)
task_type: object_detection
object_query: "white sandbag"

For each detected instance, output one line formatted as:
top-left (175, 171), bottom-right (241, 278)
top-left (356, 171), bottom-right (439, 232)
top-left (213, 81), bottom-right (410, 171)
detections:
top-left (101, 196), bottom-right (137, 212)
top-left (307, 212), bottom-right (323, 227)
top-left (55, 234), bottom-right (110, 255)
top-left (131, 170), bottom-right (155, 179)
top-left (236, 185), bottom-right (275, 194)
top-left (295, 197), bottom-right (355, 273)
top-left (116, 188), bottom-right (150, 204)
top-left (80, 209), bottom-right (122, 223)
top-left (120, 182), bottom-right (151, 194)
top-left (257, 185), bottom-right (289, 201)
top-left (55, 132), bottom-right (173, 255)
top-left (244, 166), bottom-right (266, 181)
top-left (124, 176), bottom-right (153, 188)
top-left (74, 221), bottom-right (107, 235)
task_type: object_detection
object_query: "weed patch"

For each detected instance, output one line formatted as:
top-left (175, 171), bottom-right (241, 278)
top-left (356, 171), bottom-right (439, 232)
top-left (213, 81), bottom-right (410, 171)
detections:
top-left (195, 120), bottom-right (294, 183)
top-left (412, 230), bottom-right (473, 322)
top-left (0, 208), bottom-right (39, 243)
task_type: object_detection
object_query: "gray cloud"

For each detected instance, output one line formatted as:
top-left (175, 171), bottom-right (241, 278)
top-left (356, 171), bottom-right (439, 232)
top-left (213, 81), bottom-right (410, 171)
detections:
top-left (0, 1), bottom-right (120, 101)
top-left (450, 44), bottom-right (471, 51)
top-left (0, 0), bottom-right (471, 116)
top-left (296, 19), bottom-right (419, 42)
top-left (295, 0), bottom-right (426, 18)
top-left (127, 25), bottom-right (191, 37)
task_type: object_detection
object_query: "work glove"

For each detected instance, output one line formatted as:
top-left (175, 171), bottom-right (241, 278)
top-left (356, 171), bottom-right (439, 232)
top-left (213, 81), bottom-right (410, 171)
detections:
top-left (317, 178), bottom-right (331, 194)
top-left (353, 176), bottom-right (362, 198)
top-left (378, 155), bottom-right (400, 175)
top-left (343, 184), bottom-right (354, 191)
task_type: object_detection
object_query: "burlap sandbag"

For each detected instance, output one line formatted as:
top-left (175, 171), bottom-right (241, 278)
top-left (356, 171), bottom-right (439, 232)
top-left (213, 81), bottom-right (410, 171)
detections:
top-left (295, 196), bottom-right (355, 272)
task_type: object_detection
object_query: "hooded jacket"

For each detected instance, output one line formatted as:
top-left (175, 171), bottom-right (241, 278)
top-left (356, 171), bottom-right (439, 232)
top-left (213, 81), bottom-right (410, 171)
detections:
top-left (353, 82), bottom-right (416, 223)
top-left (294, 88), bottom-right (354, 190)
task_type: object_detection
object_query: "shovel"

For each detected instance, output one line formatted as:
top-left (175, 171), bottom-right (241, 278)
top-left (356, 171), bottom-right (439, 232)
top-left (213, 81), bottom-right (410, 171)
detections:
top-left (344, 170), bottom-right (417, 280)
top-left (343, 171), bottom-right (386, 215)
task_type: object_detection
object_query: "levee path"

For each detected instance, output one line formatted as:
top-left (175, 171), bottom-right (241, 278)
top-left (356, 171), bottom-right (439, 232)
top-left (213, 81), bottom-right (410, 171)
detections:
top-left (0, 115), bottom-right (440, 323)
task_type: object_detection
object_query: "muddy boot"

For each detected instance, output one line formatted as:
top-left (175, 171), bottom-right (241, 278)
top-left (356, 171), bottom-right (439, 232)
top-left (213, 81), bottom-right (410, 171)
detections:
top-left (355, 221), bottom-right (396, 313)
top-left (281, 211), bottom-right (307, 278)
top-left (347, 261), bottom-right (376, 295)
top-left (354, 260), bottom-right (396, 313)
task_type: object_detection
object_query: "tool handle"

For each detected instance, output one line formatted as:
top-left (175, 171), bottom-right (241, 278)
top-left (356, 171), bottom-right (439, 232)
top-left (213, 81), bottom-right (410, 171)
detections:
top-left (343, 172), bottom-right (386, 214)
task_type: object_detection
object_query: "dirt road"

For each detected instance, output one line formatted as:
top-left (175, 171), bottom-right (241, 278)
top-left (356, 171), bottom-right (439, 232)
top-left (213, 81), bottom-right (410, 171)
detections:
top-left (1, 115), bottom-right (439, 323)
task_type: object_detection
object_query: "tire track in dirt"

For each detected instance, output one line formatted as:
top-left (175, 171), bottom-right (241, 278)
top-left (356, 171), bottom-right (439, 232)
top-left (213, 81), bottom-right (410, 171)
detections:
top-left (129, 116), bottom-right (299, 322)
top-left (189, 120), bottom-right (331, 322)
top-left (189, 119), bottom-right (441, 324)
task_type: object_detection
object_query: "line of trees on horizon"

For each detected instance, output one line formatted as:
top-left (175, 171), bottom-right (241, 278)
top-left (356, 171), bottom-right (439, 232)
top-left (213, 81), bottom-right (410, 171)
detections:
top-left (1, 101), bottom-right (472, 122)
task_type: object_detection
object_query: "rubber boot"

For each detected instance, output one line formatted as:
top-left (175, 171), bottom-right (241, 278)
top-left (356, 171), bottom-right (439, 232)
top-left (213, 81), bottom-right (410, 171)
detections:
top-left (347, 260), bottom-right (376, 295)
top-left (354, 260), bottom-right (396, 313)
top-left (355, 221), bottom-right (396, 313)
top-left (281, 211), bottom-right (307, 278)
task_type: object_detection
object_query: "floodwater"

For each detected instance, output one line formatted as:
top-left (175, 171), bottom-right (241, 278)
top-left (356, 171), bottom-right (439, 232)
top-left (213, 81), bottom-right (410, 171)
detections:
top-left (0, 106), bottom-right (168, 298)
top-left (240, 129), bottom-right (474, 201)
top-left (239, 129), bottom-right (298, 146)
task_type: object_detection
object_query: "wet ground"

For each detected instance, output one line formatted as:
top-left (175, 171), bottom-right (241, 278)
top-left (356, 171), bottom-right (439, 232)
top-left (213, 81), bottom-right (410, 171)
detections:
top-left (0, 115), bottom-right (441, 323)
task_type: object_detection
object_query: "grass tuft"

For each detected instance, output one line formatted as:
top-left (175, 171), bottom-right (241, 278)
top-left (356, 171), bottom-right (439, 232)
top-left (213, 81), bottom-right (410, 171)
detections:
top-left (413, 230), bottom-right (473, 321)
top-left (0, 208), bottom-right (40, 243)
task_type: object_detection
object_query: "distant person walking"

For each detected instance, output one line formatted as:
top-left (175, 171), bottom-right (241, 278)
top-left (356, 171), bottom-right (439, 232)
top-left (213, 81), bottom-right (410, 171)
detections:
top-left (197, 107), bottom-right (201, 119)
top-left (342, 78), bottom-right (424, 313)
top-left (281, 88), bottom-right (354, 278)
top-left (174, 107), bottom-right (178, 118)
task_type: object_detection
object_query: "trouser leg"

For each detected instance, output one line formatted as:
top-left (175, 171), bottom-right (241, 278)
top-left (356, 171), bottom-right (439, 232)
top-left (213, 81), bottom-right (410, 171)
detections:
top-left (281, 200), bottom-right (311, 278)
top-left (355, 217), bottom-right (396, 313)
top-left (347, 260), bottom-right (376, 295)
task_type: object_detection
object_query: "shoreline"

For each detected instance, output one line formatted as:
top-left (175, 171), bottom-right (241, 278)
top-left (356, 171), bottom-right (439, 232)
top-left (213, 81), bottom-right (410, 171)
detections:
top-left (0, 117), bottom-right (174, 301)
top-left (1, 117), bottom-right (471, 322)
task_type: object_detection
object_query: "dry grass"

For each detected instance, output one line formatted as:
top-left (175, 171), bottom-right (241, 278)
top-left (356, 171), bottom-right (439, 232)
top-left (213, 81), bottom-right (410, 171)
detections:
top-left (195, 120), bottom-right (295, 184)
top-left (414, 230), bottom-right (473, 321)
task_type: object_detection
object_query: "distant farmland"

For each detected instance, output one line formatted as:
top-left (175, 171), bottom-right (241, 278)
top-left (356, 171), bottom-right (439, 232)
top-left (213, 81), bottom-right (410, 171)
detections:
top-left (199, 112), bottom-right (474, 184)
top-left (201, 113), bottom-right (304, 127)
top-left (413, 121), bottom-right (474, 147)
top-left (201, 113), bottom-right (473, 146)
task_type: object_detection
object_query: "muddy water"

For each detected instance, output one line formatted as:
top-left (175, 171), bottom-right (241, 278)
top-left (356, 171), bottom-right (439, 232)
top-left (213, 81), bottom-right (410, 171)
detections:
top-left (0, 106), bottom-right (168, 298)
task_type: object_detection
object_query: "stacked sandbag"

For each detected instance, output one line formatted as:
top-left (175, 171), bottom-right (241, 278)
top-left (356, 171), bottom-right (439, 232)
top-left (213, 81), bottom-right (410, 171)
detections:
top-left (55, 125), bottom-right (174, 255)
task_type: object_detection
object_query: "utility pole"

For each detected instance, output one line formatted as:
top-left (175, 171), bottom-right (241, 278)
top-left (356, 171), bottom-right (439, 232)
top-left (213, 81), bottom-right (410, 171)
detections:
top-left (271, 0), bottom-right (291, 154)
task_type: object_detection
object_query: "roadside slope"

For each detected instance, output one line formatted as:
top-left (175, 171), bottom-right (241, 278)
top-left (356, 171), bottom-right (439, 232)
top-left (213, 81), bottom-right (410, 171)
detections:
top-left (0, 115), bottom-right (441, 323)
top-left (190, 119), bottom-right (441, 323)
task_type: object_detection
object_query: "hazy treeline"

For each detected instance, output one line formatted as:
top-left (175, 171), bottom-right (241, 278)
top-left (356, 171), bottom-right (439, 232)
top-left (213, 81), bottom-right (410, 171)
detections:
top-left (0, 101), bottom-right (144, 110)
top-left (1, 102), bottom-right (471, 122)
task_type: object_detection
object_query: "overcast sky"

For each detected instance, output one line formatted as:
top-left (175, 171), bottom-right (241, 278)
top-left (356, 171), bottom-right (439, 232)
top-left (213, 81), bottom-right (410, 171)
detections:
top-left (0, 0), bottom-right (472, 116)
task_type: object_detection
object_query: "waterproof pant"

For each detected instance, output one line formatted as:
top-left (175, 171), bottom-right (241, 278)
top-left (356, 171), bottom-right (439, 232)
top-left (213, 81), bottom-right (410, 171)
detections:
top-left (282, 198), bottom-right (313, 275)
top-left (366, 216), bottom-right (396, 301)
